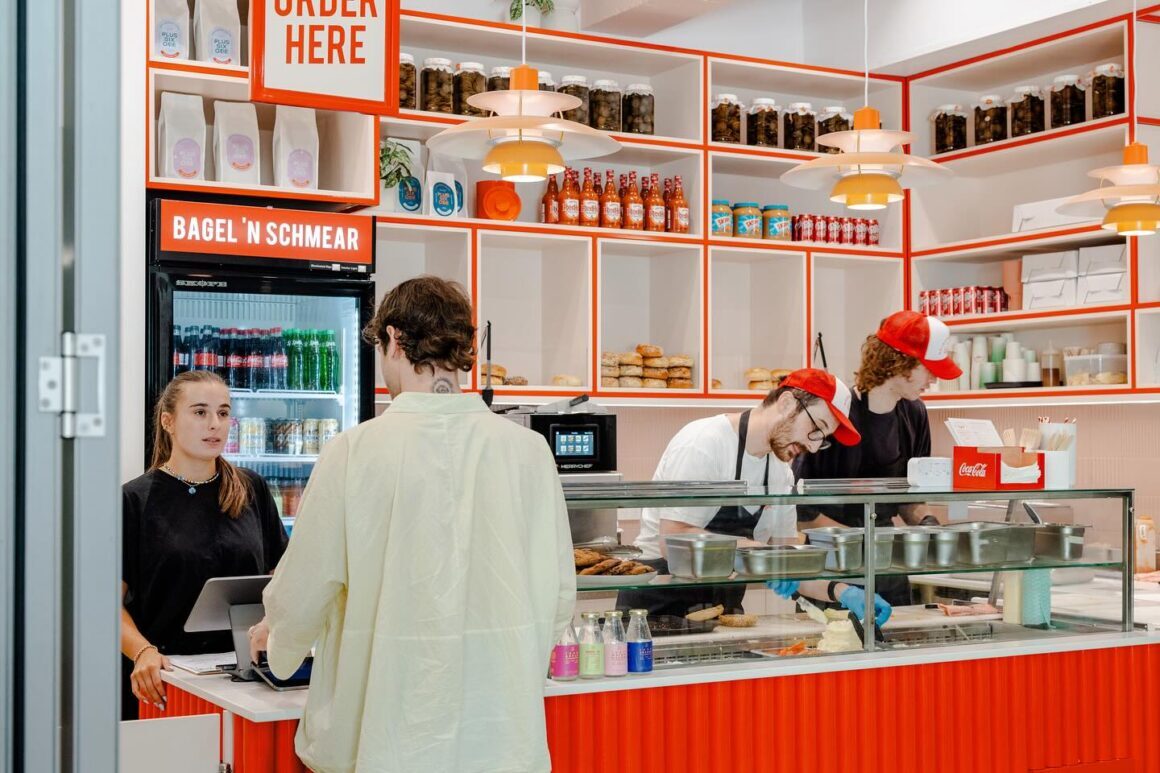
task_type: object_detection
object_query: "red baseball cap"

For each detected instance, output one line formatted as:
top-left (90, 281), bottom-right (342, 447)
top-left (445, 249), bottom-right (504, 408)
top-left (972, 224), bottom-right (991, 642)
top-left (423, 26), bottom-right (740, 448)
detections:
top-left (876, 310), bottom-right (962, 380)
top-left (780, 368), bottom-right (861, 446)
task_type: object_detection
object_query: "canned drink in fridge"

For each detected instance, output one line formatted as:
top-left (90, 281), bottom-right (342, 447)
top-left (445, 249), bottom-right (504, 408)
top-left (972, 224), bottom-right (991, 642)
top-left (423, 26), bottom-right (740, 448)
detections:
top-left (239, 418), bottom-right (266, 456)
top-left (840, 217), bottom-right (855, 244)
top-left (868, 219), bottom-right (880, 245)
top-left (319, 418), bottom-right (340, 448)
top-left (826, 215), bottom-right (842, 244)
top-left (854, 218), bottom-right (869, 245)
top-left (226, 417), bottom-right (240, 455)
top-left (301, 419), bottom-right (321, 456)
top-left (284, 419), bottom-right (303, 455)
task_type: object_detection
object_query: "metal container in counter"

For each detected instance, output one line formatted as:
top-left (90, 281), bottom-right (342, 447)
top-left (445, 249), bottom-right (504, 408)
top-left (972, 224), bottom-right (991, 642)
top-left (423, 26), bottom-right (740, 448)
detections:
top-left (804, 527), bottom-right (893, 572)
top-left (892, 527), bottom-right (932, 570)
top-left (1035, 523), bottom-right (1087, 561)
top-left (664, 533), bottom-right (737, 579)
top-left (927, 528), bottom-right (959, 568)
top-left (941, 523), bottom-right (1009, 566)
top-left (1004, 524), bottom-right (1042, 562)
top-left (733, 545), bottom-right (831, 578)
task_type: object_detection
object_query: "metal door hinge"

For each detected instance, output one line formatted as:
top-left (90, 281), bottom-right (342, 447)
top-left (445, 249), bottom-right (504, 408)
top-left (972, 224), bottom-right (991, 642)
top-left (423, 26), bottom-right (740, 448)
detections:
top-left (38, 332), bottom-right (107, 439)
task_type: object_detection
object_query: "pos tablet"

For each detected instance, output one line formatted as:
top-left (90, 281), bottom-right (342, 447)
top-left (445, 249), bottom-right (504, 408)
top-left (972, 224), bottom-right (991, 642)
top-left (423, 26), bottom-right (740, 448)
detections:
top-left (184, 575), bottom-right (271, 681)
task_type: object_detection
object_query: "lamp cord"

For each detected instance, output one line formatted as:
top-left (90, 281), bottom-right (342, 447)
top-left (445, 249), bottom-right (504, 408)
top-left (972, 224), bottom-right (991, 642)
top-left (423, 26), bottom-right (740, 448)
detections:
top-left (522, 0), bottom-right (527, 64)
top-left (1132, 0), bottom-right (1137, 140)
top-left (864, 0), bottom-right (869, 108)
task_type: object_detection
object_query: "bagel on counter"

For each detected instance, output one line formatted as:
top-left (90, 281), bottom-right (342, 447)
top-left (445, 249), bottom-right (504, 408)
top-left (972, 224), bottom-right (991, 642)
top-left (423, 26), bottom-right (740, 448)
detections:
top-left (619, 364), bottom-right (643, 377)
top-left (718, 614), bottom-right (758, 628)
top-left (744, 367), bottom-right (771, 383)
top-left (505, 376), bottom-right (528, 386)
top-left (668, 366), bottom-right (692, 379)
top-left (601, 351), bottom-right (619, 367)
top-left (551, 374), bottom-right (582, 387)
top-left (748, 380), bottom-right (774, 391)
top-left (668, 378), bottom-right (695, 389)
top-left (668, 354), bottom-right (694, 368)
top-left (642, 367), bottom-right (669, 379)
top-left (601, 377), bottom-right (619, 387)
top-left (686, 604), bottom-right (724, 622)
top-left (642, 356), bottom-right (669, 368)
top-left (636, 344), bottom-right (663, 358)
top-left (601, 365), bottom-right (621, 378)
top-left (618, 376), bottom-right (643, 388)
top-left (642, 378), bottom-right (668, 389)
top-left (711, 378), bottom-right (723, 389)
top-left (618, 352), bottom-right (644, 366)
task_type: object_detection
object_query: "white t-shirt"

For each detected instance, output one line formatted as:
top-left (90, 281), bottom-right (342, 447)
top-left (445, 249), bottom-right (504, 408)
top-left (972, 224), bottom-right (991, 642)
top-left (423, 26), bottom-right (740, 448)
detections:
top-left (634, 414), bottom-right (796, 560)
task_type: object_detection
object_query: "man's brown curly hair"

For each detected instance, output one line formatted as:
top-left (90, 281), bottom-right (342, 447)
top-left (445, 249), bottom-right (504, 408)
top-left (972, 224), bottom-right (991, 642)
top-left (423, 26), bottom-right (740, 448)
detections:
top-left (362, 276), bottom-right (477, 374)
top-left (854, 334), bottom-right (922, 393)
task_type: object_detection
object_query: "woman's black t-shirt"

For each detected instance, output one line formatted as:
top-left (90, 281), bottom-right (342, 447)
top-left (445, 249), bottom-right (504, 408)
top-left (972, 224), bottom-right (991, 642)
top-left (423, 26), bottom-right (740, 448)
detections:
top-left (122, 467), bottom-right (288, 655)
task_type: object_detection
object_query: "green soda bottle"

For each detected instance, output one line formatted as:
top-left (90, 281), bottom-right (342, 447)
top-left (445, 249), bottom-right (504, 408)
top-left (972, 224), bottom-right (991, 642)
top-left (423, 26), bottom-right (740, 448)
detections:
top-left (325, 330), bottom-right (341, 392)
top-left (305, 330), bottom-right (322, 392)
top-left (318, 331), bottom-right (333, 393)
top-left (286, 329), bottom-right (304, 391)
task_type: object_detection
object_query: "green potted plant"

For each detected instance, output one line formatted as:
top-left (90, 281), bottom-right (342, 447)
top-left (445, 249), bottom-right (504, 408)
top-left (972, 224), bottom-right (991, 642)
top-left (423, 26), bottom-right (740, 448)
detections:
top-left (379, 139), bottom-right (416, 213)
top-left (509, 0), bottom-right (553, 26)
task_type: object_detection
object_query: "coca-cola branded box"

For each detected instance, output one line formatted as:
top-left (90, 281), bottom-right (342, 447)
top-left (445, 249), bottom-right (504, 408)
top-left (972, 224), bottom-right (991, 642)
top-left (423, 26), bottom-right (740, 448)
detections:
top-left (952, 446), bottom-right (1046, 491)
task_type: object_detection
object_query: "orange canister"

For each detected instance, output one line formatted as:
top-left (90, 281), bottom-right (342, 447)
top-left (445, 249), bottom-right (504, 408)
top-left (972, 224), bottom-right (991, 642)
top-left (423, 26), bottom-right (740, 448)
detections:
top-left (476, 180), bottom-right (522, 221)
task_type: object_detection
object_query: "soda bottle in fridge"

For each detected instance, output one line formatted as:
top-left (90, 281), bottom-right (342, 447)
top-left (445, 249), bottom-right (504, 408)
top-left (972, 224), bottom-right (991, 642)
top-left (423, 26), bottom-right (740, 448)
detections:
top-left (171, 326), bottom-right (183, 378)
top-left (324, 330), bottom-right (340, 392)
top-left (305, 330), bottom-right (322, 392)
top-left (257, 329), bottom-right (271, 390)
top-left (224, 328), bottom-right (243, 389)
top-left (246, 329), bottom-right (264, 391)
top-left (318, 332), bottom-right (333, 393)
top-left (286, 329), bottom-right (304, 390)
top-left (269, 327), bottom-right (288, 390)
top-left (214, 327), bottom-right (226, 377)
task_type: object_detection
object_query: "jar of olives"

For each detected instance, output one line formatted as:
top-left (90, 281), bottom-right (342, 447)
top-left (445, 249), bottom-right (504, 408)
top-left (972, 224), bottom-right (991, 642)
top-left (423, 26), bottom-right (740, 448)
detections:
top-left (1008, 85), bottom-right (1045, 137)
top-left (590, 80), bottom-right (622, 132)
top-left (454, 62), bottom-right (487, 117)
top-left (817, 105), bottom-right (852, 154)
top-left (784, 102), bottom-right (816, 152)
top-left (559, 75), bottom-right (590, 125)
top-left (712, 93), bottom-right (743, 144)
top-left (746, 98), bottom-right (779, 147)
top-left (399, 52), bottom-right (417, 110)
top-left (622, 84), bottom-right (655, 135)
top-left (1088, 63), bottom-right (1125, 119)
top-left (488, 66), bottom-right (512, 93)
top-left (421, 57), bottom-right (454, 113)
top-left (930, 104), bottom-right (967, 154)
top-left (974, 94), bottom-right (1007, 144)
top-left (1050, 74), bottom-right (1086, 128)
top-left (538, 71), bottom-right (556, 92)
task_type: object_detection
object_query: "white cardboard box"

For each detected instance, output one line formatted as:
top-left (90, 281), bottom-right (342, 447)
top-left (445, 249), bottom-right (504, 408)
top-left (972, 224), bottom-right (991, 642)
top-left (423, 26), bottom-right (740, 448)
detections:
top-left (1011, 197), bottom-right (1094, 233)
top-left (1021, 250), bottom-right (1079, 283)
top-left (1076, 271), bottom-right (1128, 305)
top-left (1022, 277), bottom-right (1078, 310)
top-left (1078, 243), bottom-right (1128, 275)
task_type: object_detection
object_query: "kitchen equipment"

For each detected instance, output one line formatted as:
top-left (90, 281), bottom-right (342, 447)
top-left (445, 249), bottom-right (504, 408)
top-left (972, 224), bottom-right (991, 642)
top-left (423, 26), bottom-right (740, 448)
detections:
top-left (795, 594), bottom-right (829, 625)
top-left (1004, 524), bottom-right (1042, 562)
top-left (734, 545), bottom-right (831, 578)
top-left (803, 527), bottom-right (864, 572)
top-left (893, 527), bottom-right (932, 570)
top-left (664, 533), bottom-right (738, 579)
top-left (560, 472), bottom-right (624, 545)
top-left (927, 529), bottom-right (960, 567)
top-left (509, 398), bottom-right (617, 473)
top-left (1035, 523), bottom-right (1088, 561)
top-left (941, 523), bottom-right (1009, 565)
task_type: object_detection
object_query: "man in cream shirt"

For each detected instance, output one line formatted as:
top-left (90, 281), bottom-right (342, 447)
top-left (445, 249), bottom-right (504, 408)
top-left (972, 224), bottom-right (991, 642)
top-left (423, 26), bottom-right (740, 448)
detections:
top-left (252, 277), bottom-right (575, 773)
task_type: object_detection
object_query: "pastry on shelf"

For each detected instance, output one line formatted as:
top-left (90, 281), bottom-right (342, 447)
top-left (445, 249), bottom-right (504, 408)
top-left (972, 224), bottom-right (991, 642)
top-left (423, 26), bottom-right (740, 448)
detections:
top-left (636, 343), bottom-right (663, 358)
top-left (618, 352), bottom-right (643, 366)
top-left (551, 374), bottom-right (582, 387)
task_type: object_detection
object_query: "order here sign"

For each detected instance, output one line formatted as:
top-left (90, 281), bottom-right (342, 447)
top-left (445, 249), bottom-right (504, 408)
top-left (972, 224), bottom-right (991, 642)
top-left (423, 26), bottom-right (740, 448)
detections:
top-left (250, 0), bottom-right (397, 114)
top-left (159, 200), bottom-right (374, 265)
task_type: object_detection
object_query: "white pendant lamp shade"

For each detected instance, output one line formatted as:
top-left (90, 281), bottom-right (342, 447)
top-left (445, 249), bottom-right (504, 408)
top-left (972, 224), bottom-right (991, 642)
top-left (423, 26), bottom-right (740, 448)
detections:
top-left (1056, 142), bottom-right (1160, 235)
top-left (425, 113), bottom-right (619, 162)
top-left (467, 88), bottom-right (580, 117)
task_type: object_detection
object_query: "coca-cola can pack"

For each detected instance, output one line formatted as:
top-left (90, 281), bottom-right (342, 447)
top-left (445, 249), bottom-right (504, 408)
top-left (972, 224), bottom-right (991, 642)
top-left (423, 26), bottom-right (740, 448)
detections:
top-left (854, 218), bottom-right (869, 245)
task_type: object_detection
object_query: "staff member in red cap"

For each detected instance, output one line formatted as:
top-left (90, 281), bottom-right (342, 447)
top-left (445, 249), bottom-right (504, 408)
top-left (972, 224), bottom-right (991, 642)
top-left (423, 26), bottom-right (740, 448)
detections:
top-left (796, 310), bottom-right (963, 606)
top-left (621, 369), bottom-right (862, 617)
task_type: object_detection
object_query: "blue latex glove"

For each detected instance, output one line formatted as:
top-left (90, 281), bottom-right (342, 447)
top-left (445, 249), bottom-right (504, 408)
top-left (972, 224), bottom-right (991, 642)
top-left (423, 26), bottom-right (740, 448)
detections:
top-left (765, 579), bottom-right (800, 598)
top-left (839, 586), bottom-right (893, 627)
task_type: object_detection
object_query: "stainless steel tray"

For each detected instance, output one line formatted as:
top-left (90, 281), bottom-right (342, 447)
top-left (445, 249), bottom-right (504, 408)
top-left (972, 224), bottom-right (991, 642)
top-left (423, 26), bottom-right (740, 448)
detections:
top-left (733, 545), bottom-right (832, 578)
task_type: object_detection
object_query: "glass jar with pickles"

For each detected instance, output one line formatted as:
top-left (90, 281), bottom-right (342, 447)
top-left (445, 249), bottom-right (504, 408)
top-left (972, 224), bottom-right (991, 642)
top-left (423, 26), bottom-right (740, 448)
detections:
top-left (421, 57), bottom-right (454, 114)
top-left (974, 94), bottom-right (1007, 144)
top-left (1051, 74), bottom-right (1086, 128)
top-left (590, 80), bottom-right (622, 132)
top-left (453, 62), bottom-right (487, 117)
top-left (1088, 63), bottom-right (1125, 119)
top-left (487, 66), bottom-right (512, 93)
top-left (931, 104), bottom-right (967, 154)
top-left (538, 71), bottom-right (556, 92)
top-left (622, 84), bottom-right (655, 135)
top-left (784, 102), bottom-right (816, 152)
top-left (746, 98), bottom-right (779, 147)
top-left (817, 105), bottom-right (852, 154)
top-left (399, 52), bottom-right (417, 110)
top-left (712, 93), bottom-right (743, 143)
top-left (1008, 86), bottom-right (1045, 137)
top-left (559, 75), bottom-right (590, 125)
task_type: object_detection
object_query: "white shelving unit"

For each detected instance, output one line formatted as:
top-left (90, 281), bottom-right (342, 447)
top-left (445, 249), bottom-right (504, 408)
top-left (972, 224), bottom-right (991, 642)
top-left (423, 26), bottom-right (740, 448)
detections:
top-left (810, 254), bottom-right (903, 386)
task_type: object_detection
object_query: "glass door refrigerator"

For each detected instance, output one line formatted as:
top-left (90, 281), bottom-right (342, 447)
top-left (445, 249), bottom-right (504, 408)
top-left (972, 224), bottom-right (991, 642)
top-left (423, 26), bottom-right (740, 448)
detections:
top-left (146, 199), bottom-right (376, 535)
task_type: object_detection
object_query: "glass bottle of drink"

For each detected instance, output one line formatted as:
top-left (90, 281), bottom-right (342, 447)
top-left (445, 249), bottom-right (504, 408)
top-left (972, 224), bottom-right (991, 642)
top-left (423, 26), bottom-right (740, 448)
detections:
top-left (305, 330), bottom-right (322, 392)
top-left (626, 609), bottom-right (653, 673)
top-left (646, 173), bottom-right (665, 232)
top-left (670, 175), bottom-right (690, 235)
top-left (640, 173), bottom-right (651, 203)
top-left (600, 169), bottom-right (621, 229)
top-left (269, 327), bottom-right (288, 390)
top-left (618, 173), bottom-right (627, 199)
top-left (623, 172), bottom-right (644, 231)
top-left (549, 622), bottom-right (580, 681)
top-left (171, 326), bottom-right (183, 378)
top-left (541, 174), bottom-right (560, 224)
top-left (662, 177), bottom-right (673, 231)
top-left (324, 330), bottom-right (341, 392)
top-left (594, 170), bottom-right (603, 197)
top-left (602, 610), bottom-right (628, 677)
top-left (214, 327), bottom-right (226, 378)
top-left (318, 331), bottom-right (333, 393)
top-left (579, 168), bottom-right (600, 227)
top-left (578, 612), bottom-right (604, 679)
top-left (558, 168), bottom-right (580, 226)
top-left (260, 329), bottom-right (273, 390)
top-left (243, 329), bottom-right (258, 390)
top-left (286, 329), bottom-right (304, 391)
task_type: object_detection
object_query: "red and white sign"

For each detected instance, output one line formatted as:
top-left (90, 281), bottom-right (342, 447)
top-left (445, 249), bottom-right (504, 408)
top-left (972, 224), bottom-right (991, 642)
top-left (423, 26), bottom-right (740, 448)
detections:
top-left (250, 0), bottom-right (398, 114)
top-left (159, 200), bottom-right (373, 265)
top-left (952, 446), bottom-right (1046, 491)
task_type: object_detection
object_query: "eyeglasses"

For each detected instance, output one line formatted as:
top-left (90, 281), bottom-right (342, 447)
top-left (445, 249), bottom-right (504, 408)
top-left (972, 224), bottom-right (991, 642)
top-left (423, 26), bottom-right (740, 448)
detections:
top-left (794, 395), bottom-right (832, 451)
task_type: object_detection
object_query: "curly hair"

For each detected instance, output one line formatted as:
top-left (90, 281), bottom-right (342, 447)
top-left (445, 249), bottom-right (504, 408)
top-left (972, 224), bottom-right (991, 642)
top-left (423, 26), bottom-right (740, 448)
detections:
top-left (855, 334), bottom-right (922, 393)
top-left (362, 276), bottom-right (477, 374)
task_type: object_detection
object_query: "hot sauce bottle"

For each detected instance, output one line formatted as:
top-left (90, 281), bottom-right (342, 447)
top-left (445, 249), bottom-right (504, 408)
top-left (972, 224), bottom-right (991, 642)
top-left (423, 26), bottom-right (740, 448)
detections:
top-left (623, 171), bottom-right (645, 231)
top-left (541, 174), bottom-right (560, 224)
top-left (580, 168), bottom-right (600, 227)
top-left (558, 168), bottom-right (580, 226)
top-left (662, 177), bottom-right (673, 231)
top-left (600, 169), bottom-right (622, 229)
top-left (618, 174), bottom-right (628, 200)
top-left (670, 175), bottom-right (690, 234)
top-left (645, 172), bottom-right (666, 232)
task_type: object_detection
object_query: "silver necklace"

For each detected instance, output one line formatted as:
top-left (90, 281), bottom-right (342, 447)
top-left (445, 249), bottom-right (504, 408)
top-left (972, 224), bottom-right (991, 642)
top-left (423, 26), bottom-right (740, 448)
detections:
top-left (161, 464), bottom-right (220, 495)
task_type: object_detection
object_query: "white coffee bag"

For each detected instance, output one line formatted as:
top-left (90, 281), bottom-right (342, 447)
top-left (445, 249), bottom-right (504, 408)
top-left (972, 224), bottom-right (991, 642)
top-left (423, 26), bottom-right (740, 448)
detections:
top-left (154, 0), bottom-right (190, 60)
top-left (273, 105), bottom-right (319, 190)
top-left (213, 100), bottom-right (260, 184)
top-left (194, 0), bottom-right (241, 66)
top-left (157, 92), bottom-right (206, 180)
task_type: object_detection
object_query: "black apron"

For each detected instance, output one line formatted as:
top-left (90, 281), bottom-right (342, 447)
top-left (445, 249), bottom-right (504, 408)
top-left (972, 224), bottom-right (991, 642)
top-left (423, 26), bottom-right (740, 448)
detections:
top-left (618, 411), bottom-right (768, 616)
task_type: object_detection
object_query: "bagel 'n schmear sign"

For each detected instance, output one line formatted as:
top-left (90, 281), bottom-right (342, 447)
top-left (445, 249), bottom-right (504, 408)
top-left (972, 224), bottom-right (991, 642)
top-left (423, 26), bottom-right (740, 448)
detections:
top-left (250, 0), bottom-right (399, 114)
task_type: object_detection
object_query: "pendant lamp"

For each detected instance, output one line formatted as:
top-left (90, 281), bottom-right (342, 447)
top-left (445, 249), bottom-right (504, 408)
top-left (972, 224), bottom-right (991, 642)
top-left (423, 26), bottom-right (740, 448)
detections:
top-left (780, 0), bottom-right (951, 209)
top-left (1056, 0), bottom-right (1160, 236)
top-left (424, 5), bottom-right (619, 183)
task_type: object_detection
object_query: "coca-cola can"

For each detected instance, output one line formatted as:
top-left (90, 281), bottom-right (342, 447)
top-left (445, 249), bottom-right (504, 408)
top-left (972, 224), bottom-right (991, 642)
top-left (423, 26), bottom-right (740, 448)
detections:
top-left (960, 286), bottom-right (974, 316)
top-left (797, 214), bottom-right (814, 242)
top-left (868, 219), bottom-right (881, 245)
top-left (951, 287), bottom-right (964, 317)
top-left (854, 218), bottom-right (869, 245)
top-left (826, 216), bottom-right (842, 244)
top-left (812, 213), bottom-right (828, 243)
top-left (939, 288), bottom-right (953, 317)
top-left (918, 290), bottom-right (930, 316)
top-left (840, 217), bottom-right (855, 245)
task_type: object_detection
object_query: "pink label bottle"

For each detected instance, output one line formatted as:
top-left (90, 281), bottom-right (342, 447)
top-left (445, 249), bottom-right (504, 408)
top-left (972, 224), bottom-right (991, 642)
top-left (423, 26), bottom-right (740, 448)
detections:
top-left (603, 611), bottom-right (628, 677)
top-left (550, 623), bottom-right (580, 681)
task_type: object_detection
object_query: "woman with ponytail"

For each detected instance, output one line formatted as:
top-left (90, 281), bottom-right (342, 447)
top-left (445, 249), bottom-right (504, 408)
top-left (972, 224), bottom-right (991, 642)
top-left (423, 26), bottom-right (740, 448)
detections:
top-left (120, 370), bottom-right (287, 719)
